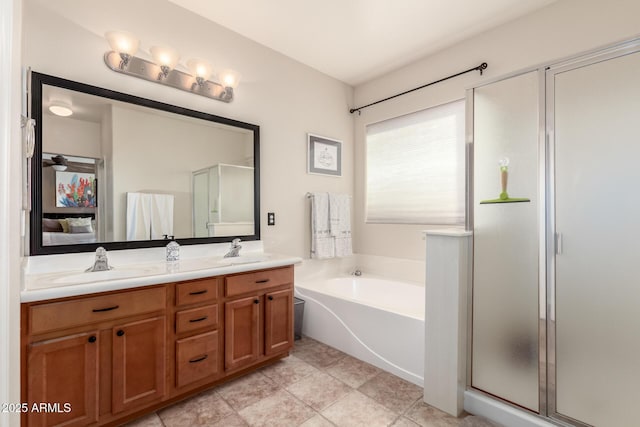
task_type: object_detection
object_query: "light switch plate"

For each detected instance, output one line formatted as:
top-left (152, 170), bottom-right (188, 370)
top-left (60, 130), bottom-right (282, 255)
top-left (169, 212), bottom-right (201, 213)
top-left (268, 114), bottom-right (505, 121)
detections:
top-left (267, 212), bottom-right (275, 226)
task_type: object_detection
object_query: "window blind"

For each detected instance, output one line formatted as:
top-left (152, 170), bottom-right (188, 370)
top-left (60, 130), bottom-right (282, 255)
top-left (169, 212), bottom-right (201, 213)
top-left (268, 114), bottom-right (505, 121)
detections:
top-left (365, 99), bottom-right (465, 225)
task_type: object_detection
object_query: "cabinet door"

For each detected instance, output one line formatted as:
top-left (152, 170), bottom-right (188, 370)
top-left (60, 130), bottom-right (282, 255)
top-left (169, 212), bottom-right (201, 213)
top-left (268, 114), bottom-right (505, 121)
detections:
top-left (225, 296), bottom-right (260, 371)
top-left (27, 332), bottom-right (99, 427)
top-left (112, 316), bottom-right (166, 413)
top-left (264, 289), bottom-right (294, 356)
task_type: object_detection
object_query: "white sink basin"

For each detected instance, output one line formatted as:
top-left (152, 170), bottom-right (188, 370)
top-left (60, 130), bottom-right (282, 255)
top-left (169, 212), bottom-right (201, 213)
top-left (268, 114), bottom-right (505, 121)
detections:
top-left (51, 266), bottom-right (163, 285)
top-left (227, 254), bottom-right (270, 265)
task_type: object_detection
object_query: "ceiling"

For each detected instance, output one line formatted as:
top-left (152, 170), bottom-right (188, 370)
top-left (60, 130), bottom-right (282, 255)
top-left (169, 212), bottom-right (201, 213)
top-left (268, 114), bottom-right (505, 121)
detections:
top-left (168, 0), bottom-right (557, 86)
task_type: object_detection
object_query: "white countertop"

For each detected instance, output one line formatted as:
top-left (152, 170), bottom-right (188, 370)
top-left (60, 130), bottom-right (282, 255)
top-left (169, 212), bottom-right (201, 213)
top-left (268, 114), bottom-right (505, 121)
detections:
top-left (22, 251), bottom-right (302, 303)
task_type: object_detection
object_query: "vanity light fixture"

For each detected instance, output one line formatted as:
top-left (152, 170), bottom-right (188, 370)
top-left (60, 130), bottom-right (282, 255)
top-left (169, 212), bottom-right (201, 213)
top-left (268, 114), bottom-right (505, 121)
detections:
top-left (103, 31), bottom-right (240, 103)
top-left (48, 101), bottom-right (73, 117)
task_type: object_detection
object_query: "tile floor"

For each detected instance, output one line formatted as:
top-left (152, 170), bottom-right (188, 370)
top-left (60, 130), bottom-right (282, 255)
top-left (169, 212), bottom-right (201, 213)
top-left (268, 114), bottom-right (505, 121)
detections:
top-left (124, 336), bottom-right (485, 427)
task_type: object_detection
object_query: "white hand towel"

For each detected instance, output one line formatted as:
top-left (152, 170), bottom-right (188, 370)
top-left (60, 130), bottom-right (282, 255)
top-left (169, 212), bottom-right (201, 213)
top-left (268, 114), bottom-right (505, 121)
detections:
top-left (311, 192), bottom-right (334, 259)
top-left (329, 193), bottom-right (352, 257)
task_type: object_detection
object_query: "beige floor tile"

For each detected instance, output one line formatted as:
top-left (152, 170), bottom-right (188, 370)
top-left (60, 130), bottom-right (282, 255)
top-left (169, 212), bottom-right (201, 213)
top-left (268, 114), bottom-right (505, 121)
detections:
top-left (299, 414), bottom-right (337, 427)
top-left (238, 389), bottom-right (316, 427)
top-left (158, 388), bottom-right (234, 426)
top-left (286, 371), bottom-right (353, 411)
top-left (392, 416), bottom-right (422, 426)
top-left (210, 413), bottom-right (250, 426)
top-left (292, 339), bottom-right (347, 369)
top-left (404, 400), bottom-right (464, 427)
top-left (123, 412), bottom-right (164, 427)
top-left (217, 371), bottom-right (281, 411)
top-left (322, 390), bottom-right (398, 427)
top-left (260, 355), bottom-right (319, 386)
top-left (359, 371), bottom-right (423, 413)
top-left (325, 355), bottom-right (382, 388)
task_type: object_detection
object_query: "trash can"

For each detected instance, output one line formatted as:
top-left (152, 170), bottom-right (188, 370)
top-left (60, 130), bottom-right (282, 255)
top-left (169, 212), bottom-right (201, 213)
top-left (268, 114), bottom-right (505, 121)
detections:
top-left (294, 297), bottom-right (305, 340)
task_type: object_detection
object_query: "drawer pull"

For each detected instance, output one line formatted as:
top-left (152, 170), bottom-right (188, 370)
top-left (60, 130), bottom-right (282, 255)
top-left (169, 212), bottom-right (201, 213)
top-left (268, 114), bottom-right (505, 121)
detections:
top-left (254, 299), bottom-right (260, 304)
top-left (189, 354), bottom-right (208, 363)
top-left (189, 316), bottom-right (208, 323)
top-left (268, 295), bottom-right (274, 301)
top-left (88, 335), bottom-right (97, 343)
top-left (255, 279), bottom-right (270, 284)
top-left (189, 290), bottom-right (208, 296)
top-left (116, 330), bottom-right (125, 337)
top-left (92, 305), bottom-right (119, 313)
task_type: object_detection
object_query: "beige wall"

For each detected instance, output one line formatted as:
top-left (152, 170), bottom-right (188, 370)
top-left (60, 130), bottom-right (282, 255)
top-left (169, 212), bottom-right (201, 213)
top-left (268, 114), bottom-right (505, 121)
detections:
top-left (353, 0), bottom-right (640, 260)
top-left (22, 0), bottom-right (355, 258)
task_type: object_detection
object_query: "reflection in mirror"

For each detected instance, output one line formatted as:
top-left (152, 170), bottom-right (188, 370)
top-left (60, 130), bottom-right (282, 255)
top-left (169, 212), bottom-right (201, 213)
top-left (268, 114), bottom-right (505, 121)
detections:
top-left (30, 72), bottom-right (260, 255)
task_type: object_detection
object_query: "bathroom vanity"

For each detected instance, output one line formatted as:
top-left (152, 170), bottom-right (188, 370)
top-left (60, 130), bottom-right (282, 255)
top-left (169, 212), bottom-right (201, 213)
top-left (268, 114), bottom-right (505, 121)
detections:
top-left (20, 259), bottom-right (297, 426)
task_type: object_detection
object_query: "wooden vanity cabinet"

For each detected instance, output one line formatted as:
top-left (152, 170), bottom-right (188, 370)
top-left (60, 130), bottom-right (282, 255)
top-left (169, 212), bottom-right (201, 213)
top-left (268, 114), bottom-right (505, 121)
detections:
top-left (224, 266), bottom-right (294, 372)
top-left (22, 265), bottom-right (295, 426)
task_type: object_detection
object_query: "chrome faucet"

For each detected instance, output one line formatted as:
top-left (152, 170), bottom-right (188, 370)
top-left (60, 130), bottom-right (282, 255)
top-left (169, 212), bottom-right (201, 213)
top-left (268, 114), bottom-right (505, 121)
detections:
top-left (352, 269), bottom-right (362, 276)
top-left (224, 238), bottom-right (242, 258)
top-left (85, 247), bottom-right (113, 272)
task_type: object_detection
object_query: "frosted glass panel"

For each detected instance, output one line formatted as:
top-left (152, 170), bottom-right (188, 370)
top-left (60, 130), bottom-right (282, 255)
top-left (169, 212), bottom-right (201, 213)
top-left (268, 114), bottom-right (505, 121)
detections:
top-left (219, 165), bottom-right (254, 223)
top-left (192, 171), bottom-right (209, 237)
top-left (554, 50), bottom-right (640, 427)
top-left (472, 71), bottom-right (539, 411)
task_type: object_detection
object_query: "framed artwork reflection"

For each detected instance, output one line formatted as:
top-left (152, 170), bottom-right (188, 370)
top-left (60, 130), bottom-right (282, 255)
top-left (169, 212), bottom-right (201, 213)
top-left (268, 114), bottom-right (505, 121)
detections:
top-left (307, 133), bottom-right (342, 177)
top-left (56, 171), bottom-right (97, 207)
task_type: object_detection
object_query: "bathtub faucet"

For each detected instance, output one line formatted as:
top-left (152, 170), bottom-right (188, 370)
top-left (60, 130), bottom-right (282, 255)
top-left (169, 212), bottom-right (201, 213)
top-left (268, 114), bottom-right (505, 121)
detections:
top-left (224, 238), bottom-right (242, 258)
top-left (352, 269), bottom-right (362, 276)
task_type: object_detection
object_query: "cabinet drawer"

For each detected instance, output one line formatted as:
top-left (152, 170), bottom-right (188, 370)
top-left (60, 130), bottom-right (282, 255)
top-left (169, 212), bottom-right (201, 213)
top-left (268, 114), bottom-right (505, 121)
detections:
top-left (176, 331), bottom-right (219, 388)
top-left (225, 267), bottom-right (293, 297)
top-left (29, 287), bottom-right (166, 335)
top-left (176, 277), bottom-right (219, 306)
top-left (175, 304), bottom-right (218, 334)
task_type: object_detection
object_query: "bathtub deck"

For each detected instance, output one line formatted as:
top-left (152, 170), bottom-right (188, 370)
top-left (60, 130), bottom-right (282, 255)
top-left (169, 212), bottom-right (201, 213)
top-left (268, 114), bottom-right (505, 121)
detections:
top-left (123, 336), bottom-right (472, 427)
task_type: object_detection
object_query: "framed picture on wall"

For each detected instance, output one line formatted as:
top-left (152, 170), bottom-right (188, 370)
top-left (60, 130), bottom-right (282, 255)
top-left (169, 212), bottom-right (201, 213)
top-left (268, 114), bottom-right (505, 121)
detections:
top-left (307, 133), bottom-right (342, 177)
top-left (55, 171), bottom-right (97, 207)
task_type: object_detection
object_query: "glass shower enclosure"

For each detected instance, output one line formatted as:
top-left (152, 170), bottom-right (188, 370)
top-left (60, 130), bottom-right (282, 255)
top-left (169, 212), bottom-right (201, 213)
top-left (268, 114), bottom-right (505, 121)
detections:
top-left (469, 39), bottom-right (640, 427)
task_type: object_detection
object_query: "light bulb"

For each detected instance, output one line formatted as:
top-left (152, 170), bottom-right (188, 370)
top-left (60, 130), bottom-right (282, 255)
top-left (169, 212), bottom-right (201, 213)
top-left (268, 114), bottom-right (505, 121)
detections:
top-left (218, 69), bottom-right (241, 89)
top-left (150, 46), bottom-right (180, 78)
top-left (105, 31), bottom-right (139, 67)
top-left (187, 58), bottom-right (213, 86)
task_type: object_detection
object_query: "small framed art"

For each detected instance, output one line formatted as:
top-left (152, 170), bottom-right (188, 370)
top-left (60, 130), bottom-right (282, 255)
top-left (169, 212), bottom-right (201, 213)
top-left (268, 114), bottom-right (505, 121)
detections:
top-left (307, 133), bottom-right (342, 177)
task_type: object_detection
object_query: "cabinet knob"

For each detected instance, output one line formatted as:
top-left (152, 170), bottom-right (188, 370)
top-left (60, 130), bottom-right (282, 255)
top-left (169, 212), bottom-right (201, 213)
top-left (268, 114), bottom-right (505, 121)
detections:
top-left (116, 330), bottom-right (125, 337)
top-left (268, 295), bottom-right (274, 301)
top-left (88, 335), bottom-right (97, 343)
top-left (254, 299), bottom-right (260, 304)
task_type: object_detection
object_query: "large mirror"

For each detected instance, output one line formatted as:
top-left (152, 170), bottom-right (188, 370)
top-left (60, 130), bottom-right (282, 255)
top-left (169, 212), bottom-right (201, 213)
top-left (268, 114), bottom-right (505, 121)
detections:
top-left (30, 72), bottom-right (260, 255)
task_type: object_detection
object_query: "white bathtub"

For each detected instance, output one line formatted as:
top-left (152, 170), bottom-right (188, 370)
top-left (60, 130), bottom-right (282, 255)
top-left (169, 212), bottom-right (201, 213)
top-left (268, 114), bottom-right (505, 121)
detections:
top-left (295, 276), bottom-right (425, 386)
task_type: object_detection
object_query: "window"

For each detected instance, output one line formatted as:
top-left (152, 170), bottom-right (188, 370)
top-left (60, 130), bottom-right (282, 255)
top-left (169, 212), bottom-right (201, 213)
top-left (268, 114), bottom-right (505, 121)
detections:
top-left (365, 99), bottom-right (465, 225)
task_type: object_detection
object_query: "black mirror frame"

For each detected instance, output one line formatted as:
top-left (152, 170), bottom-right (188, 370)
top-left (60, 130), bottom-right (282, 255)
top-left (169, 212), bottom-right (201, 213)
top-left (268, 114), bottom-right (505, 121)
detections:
top-left (29, 71), bottom-right (260, 255)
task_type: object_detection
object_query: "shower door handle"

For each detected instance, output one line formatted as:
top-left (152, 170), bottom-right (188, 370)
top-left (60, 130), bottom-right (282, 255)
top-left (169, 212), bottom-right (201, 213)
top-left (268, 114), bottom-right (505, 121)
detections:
top-left (555, 232), bottom-right (563, 255)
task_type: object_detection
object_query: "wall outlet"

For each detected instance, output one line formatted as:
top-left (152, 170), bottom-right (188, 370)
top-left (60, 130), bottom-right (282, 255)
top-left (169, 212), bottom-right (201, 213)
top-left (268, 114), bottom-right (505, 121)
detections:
top-left (267, 212), bottom-right (275, 226)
